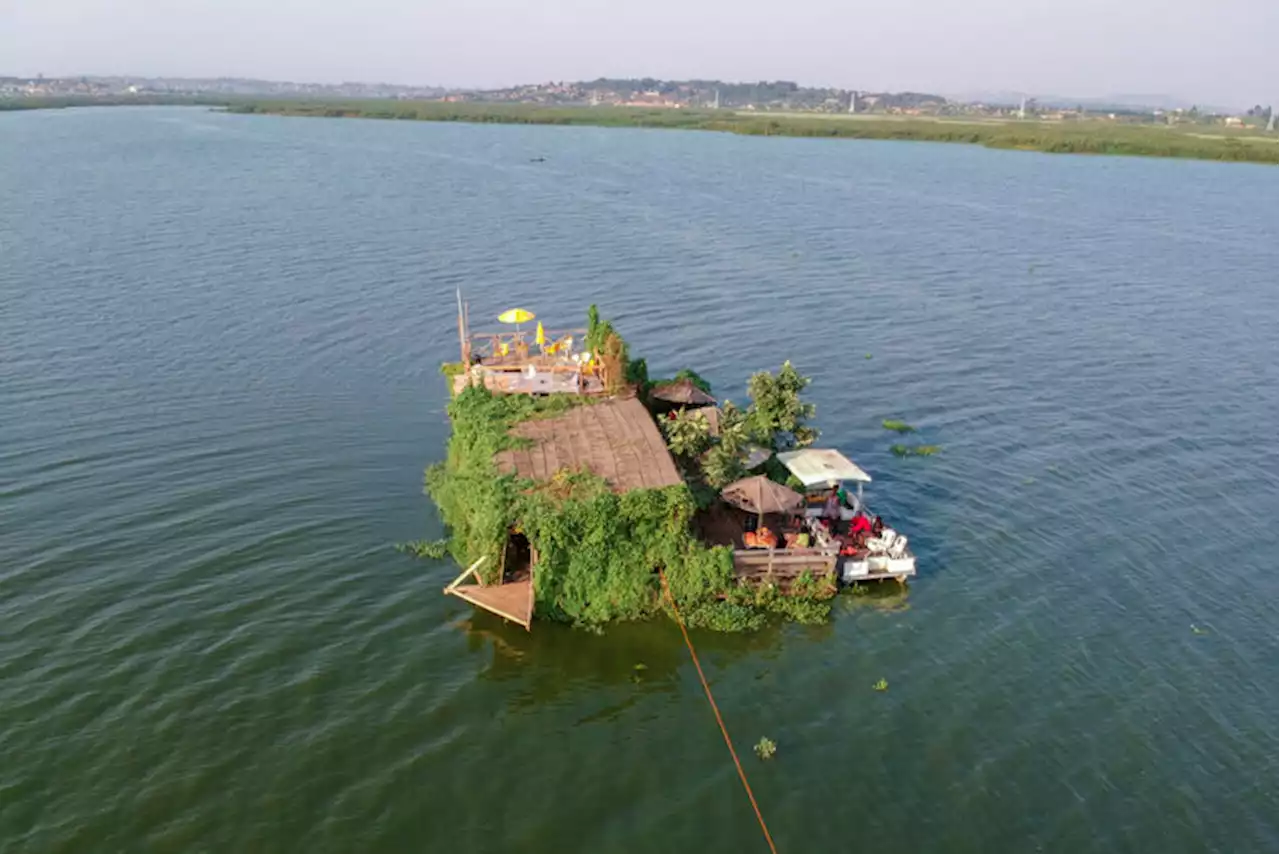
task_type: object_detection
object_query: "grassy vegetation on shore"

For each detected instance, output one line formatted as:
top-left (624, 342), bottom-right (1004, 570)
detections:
top-left (225, 99), bottom-right (1278, 164)
top-left (0, 95), bottom-right (223, 111)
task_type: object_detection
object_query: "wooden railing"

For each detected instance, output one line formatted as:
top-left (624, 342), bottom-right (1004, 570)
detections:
top-left (731, 548), bottom-right (838, 587)
top-left (468, 328), bottom-right (590, 364)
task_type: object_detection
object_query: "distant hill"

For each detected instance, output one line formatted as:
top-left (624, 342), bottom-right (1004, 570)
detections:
top-left (0, 74), bottom-right (447, 101)
top-left (466, 78), bottom-right (948, 111)
top-left (947, 89), bottom-right (1240, 115)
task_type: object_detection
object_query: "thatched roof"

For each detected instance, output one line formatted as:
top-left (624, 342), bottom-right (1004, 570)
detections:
top-left (649, 378), bottom-right (716, 407)
top-left (720, 475), bottom-right (804, 515)
top-left (494, 397), bottom-right (683, 493)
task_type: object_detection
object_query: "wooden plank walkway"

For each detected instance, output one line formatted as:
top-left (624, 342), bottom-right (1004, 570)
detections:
top-left (447, 580), bottom-right (534, 629)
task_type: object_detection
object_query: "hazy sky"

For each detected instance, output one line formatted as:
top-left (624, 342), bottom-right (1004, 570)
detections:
top-left (4, 0), bottom-right (1277, 108)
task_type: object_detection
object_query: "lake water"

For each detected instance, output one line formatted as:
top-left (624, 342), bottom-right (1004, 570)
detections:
top-left (1, 106), bottom-right (1276, 853)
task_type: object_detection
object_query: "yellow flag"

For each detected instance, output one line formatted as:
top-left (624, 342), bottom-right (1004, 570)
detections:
top-left (535, 321), bottom-right (546, 346)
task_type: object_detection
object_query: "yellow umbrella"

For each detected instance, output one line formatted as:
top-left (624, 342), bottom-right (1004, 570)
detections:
top-left (498, 308), bottom-right (535, 324)
top-left (535, 321), bottom-right (546, 347)
top-left (497, 307), bottom-right (535, 341)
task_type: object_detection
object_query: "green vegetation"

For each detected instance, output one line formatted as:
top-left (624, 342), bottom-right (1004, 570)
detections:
top-left (882, 419), bottom-right (916, 433)
top-left (223, 100), bottom-right (1278, 164)
top-left (655, 362), bottom-right (816, 496)
top-left (891, 444), bottom-right (942, 457)
top-left (395, 539), bottom-right (450, 559)
top-left (874, 678), bottom-right (889, 691)
top-left (0, 95), bottom-right (223, 111)
top-left (754, 736), bottom-right (778, 759)
top-left (426, 307), bottom-right (833, 631)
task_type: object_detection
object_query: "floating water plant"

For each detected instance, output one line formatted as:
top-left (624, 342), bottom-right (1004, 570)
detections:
top-left (873, 678), bottom-right (888, 691)
top-left (395, 539), bottom-right (450, 559)
top-left (754, 737), bottom-right (777, 759)
top-left (882, 419), bottom-right (916, 434)
top-left (891, 444), bottom-right (941, 457)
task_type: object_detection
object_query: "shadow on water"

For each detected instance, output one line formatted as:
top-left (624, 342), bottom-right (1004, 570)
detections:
top-left (452, 586), bottom-right (906, 717)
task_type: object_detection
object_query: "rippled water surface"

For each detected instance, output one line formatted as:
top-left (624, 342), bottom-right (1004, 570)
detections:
top-left (1, 107), bottom-right (1276, 853)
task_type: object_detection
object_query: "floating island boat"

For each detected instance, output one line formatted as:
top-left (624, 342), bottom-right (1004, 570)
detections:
top-left (428, 295), bottom-right (916, 632)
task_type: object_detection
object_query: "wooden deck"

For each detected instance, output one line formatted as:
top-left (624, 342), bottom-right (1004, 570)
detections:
top-left (446, 580), bottom-right (534, 629)
top-left (452, 367), bottom-right (606, 397)
top-left (495, 397), bottom-right (683, 493)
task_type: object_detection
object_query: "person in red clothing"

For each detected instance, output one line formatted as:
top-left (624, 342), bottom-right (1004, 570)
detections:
top-left (847, 514), bottom-right (872, 551)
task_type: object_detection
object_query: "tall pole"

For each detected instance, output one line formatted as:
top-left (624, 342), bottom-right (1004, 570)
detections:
top-left (456, 287), bottom-right (467, 364)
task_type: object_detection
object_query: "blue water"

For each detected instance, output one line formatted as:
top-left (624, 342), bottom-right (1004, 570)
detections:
top-left (1, 106), bottom-right (1276, 853)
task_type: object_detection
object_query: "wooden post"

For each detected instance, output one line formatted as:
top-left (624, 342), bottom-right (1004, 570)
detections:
top-left (444, 555), bottom-right (488, 592)
top-left (527, 547), bottom-right (538, 632)
top-left (463, 301), bottom-right (471, 364)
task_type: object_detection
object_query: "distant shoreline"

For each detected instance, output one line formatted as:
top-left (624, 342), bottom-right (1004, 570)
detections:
top-left (225, 101), bottom-right (1279, 164)
top-left (5, 97), bottom-right (1275, 163)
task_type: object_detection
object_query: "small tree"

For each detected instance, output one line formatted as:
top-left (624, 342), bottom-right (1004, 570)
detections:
top-left (716, 400), bottom-right (750, 456)
top-left (702, 443), bottom-right (745, 489)
top-left (661, 408), bottom-right (712, 460)
top-left (745, 361), bottom-right (818, 451)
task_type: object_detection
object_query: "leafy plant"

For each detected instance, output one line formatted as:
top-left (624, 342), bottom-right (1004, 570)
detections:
top-left (715, 400), bottom-right (750, 456)
top-left (882, 419), bottom-right (916, 433)
top-left (395, 539), bottom-right (451, 559)
top-left (873, 678), bottom-right (888, 691)
top-left (701, 443), bottom-right (746, 489)
top-left (754, 737), bottom-right (777, 759)
top-left (891, 444), bottom-right (941, 457)
top-left (745, 361), bottom-right (818, 451)
top-left (661, 408), bottom-right (713, 459)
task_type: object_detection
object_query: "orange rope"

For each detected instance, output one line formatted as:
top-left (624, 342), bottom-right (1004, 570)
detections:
top-left (657, 569), bottom-right (779, 854)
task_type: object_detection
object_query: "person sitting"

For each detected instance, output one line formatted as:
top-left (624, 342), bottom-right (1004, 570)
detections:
top-left (849, 515), bottom-right (872, 536)
top-left (871, 516), bottom-right (884, 538)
